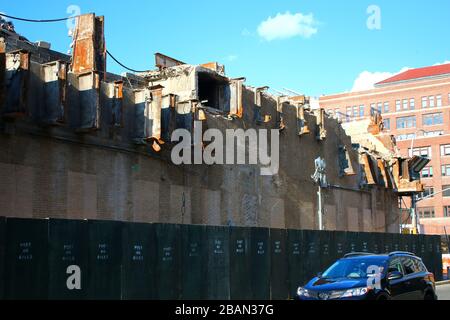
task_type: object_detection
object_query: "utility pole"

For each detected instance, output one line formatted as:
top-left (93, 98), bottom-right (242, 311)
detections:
top-left (318, 185), bottom-right (323, 231)
top-left (411, 194), bottom-right (418, 234)
top-left (312, 157), bottom-right (327, 231)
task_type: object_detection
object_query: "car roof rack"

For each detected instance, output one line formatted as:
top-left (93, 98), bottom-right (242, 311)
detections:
top-left (343, 252), bottom-right (375, 258)
top-left (388, 251), bottom-right (415, 257)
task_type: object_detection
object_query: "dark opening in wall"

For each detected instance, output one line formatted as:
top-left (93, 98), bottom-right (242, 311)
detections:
top-left (197, 72), bottom-right (229, 111)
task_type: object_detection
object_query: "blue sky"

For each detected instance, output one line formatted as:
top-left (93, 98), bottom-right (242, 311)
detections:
top-left (2, 0), bottom-right (450, 96)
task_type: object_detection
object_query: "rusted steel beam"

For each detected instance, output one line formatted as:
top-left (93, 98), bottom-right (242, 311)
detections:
top-left (361, 153), bottom-right (377, 185)
top-left (42, 61), bottom-right (68, 125)
top-left (133, 88), bottom-right (148, 145)
top-left (2, 49), bottom-right (30, 119)
top-left (392, 159), bottom-right (401, 187)
top-left (296, 103), bottom-right (310, 136)
top-left (378, 159), bottom-right (395, 189)
top-left (229, 78), bottom-right (244, 118)
top-left (201, 62), bottom-right (225, 75)
top-left (76, 71), bottom-right (100, 132)
top-left (0, 38), bottom-right (5, 109)
top-left (108, 80), bottom-right (124, 127)
top-left (146, 85), bottom-right (164, 143)
top-left (71, 14), bottom-right (106, 77)
top-left (155, 53), bottom-right (185, 70)
top-left (316, 108), bottom-right (327, 140)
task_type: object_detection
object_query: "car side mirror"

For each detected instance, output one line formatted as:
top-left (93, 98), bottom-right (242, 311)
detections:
top-left (388, 271), bottom-right (403, 281)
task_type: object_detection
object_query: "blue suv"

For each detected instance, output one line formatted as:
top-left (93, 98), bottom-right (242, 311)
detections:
top-left (296, 252), bottom-right (437, 300)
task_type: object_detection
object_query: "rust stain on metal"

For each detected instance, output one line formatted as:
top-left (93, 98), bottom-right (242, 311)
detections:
top-left (200, 62), bottom-right (225, 75)
top-left (377, 159), bottom-right (388, 187)
top-left (0, 38), bottom-right (5, 106)
top-left (229, 78), bottom-right (244, 118)
top-left (114, 81), bottom-right (123, 99)
top-left (361, 153), bottom-right (376, 185)
top-left (71, 14), bottom-right (106, 77)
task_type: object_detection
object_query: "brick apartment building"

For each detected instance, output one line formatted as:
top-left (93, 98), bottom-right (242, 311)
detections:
top-left (320, 63), bottom-right (450, 235)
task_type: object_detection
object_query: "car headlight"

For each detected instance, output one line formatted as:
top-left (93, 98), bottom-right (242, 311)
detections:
top-left (297, 287), bottom-right (311, 297)
top-left (340, 287), bottom-right (369, 298)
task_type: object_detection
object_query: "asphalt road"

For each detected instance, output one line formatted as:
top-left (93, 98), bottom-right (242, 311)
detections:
top-left (437, 284), bottom-right (450, 300)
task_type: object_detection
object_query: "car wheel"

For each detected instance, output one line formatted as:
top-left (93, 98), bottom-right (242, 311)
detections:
top-left (377, 294), bottom-right (389, 301)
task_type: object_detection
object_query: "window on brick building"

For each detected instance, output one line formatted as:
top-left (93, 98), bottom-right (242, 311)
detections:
top-left (384, 102), bottom-right (390, 113)
top-left (359, 105), bottom-right (365, 118)
top-left (424, 130), bottom-right (443, 137)
top-left (441, 144), bottom-right (450, 156)
top-left (418, 207), bottom-right (435, 219)
top-left (403, 99), bottom-right (409, 110)
top-left (423, 112), bottom-right (443, 126)
top-left (397, 116), bottom-right (416, 129)
top-left (443, 185), bottom-right (450, 197)
top-left (442, 164), bottom-right (450, 176)
top-left (353, 106), bottom-right (359, 118)
top-left (418, 187), bottom-right (434, 200)
top-left (421, 167), bottom-right (433, 178)
top-left (409, 146), bottom-right (431, 158)
top-left (383, 118), bottom-right (390, 130)
top-left (444, 206), bottom-right (450, 218)
top-left (375, 102), bottom-right (381, 114)
top-left (397, 133), bottom-right (416, 141)
top-left (422, 97), bottom-right (428, 108)
top-left (437, 95), bottom-right (442, 107)
top-left (429, 96), bottom-right (435, 108)
top-left (396, 100), bottom-right (401, 111)
top-left (410, 98), bottom-right (415, 110)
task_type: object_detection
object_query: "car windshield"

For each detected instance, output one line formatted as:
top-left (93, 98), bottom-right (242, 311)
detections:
top-left (321, 257), bottom-right (388, 280)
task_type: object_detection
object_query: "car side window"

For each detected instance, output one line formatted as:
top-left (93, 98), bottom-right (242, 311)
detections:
top-left (388, 258), bottom-right (403, 274)
top-left (402, 257), bottom-right (418, 275)
top-left (415, 259), bottom-right (428, 273)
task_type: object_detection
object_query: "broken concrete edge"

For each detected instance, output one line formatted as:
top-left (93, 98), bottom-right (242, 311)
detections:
top-left (0, 13), bottom-right (425, 197)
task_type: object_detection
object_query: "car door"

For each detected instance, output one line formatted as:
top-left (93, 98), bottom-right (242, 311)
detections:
top-left (387, 258), bottom-right (408, 300)
top-left (412, 258), bottom-right (431, 299)
top-left (401, 257), bottom-right (422, 300)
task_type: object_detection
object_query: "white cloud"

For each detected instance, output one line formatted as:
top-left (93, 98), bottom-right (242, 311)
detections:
top-left (433, 60), bottom-right (450, 66)
top-left (226, 54), bottom-right (238, 62)
top-left (351, 68), bottom-right (410, 92)
top-left (257, 11), bottom-right (318, 41)
top-left (352, 60), bottom-right (450, 91)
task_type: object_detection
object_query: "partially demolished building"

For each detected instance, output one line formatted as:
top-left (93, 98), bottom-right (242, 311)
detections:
top-left (0, 14), bottom-right (425, 233)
